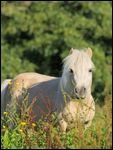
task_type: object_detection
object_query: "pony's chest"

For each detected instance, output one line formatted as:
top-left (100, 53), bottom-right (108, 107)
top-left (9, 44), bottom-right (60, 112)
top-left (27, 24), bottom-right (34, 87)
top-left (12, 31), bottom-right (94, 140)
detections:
top-left (61, 101), bottom-right (94, 124)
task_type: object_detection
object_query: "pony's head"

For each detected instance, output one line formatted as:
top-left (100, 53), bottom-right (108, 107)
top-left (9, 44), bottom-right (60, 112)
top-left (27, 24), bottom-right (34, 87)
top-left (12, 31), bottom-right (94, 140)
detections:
top-left (61, 48), bottom-right (95, 99)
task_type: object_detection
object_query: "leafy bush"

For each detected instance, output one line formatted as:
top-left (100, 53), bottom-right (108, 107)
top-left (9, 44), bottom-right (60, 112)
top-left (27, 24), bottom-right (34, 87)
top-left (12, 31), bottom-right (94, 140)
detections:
top-left (1, 1), bottom-right (112, 104)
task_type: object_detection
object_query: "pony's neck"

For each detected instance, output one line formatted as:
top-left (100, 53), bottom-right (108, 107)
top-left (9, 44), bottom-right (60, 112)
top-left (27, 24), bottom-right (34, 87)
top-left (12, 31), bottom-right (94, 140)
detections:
top-left (60, 74), bottom-right (74, 98)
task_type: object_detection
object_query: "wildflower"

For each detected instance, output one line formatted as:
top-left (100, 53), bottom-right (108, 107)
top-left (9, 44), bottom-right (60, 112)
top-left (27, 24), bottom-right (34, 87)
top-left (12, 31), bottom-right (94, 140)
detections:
top-left (32, 123), bottom-right (36, 127)
top-left (19, 129), bottom-right (23, 133)
top-left (43, 126), bottom-right (49, 131)
top-left (8, 81), bottom-right (12, 85)
top-left (3, 125), bottom-right (6, 129)
top-left (3, 112), bottom-right (8, 115)
top-left (20, 122), bottom-right (27, 126)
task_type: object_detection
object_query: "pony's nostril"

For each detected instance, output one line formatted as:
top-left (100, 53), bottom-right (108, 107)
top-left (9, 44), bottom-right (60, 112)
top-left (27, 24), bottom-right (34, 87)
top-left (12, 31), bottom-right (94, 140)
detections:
top-left (83, 87), bottom-right (86, 92)
top-left (80, 86), bottom-right (86, 96)
top-left (74, 88), bottom-right (78, 93)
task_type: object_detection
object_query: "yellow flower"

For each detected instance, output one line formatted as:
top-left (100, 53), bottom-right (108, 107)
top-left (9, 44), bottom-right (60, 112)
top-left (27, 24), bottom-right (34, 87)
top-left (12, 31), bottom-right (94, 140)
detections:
top-left (3, 125), bottom-right (6, 129)
top-left (32, 123), bottom-right (36, 127)
top-left (3, 112), bottom-right (8, 115)
top-left (8, 81), bottom-right (12, 85)
top-left (19, 129), bottom-right (23, 133)
top-left (13, 82), bottom-right (20, 89)
top-left (20, 122), bottom-right (27, 126)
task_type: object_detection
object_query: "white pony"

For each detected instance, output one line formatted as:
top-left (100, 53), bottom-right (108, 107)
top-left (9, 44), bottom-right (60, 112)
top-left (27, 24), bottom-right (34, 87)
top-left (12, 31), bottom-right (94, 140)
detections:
top-left (1, 48), bottom-right (95, 132)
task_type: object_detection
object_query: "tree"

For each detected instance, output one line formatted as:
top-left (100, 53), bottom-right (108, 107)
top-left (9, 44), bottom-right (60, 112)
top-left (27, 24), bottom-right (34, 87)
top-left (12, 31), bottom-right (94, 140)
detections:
top-left (1, 1), bottom-right (112, 103)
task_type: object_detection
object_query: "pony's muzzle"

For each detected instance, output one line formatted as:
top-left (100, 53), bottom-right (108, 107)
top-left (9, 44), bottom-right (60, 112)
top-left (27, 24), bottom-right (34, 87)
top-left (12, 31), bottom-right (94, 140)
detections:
top-left (74, 86), bottom-right (86, 99)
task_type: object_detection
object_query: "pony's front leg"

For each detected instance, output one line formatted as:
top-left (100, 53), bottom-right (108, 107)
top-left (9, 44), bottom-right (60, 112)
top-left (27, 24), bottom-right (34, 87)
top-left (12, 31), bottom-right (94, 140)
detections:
top-left (59, 119), bottom-right (67, 132)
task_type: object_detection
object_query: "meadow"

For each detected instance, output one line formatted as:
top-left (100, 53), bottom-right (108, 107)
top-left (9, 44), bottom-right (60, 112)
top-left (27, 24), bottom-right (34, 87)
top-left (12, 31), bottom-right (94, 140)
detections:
top-left (1, 89), bottom-right (112, 149)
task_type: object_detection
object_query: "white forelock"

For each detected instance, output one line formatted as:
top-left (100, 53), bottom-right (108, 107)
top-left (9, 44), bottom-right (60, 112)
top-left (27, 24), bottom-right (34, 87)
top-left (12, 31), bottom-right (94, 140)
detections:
top-left (62, 49), bottom-right (95, 72)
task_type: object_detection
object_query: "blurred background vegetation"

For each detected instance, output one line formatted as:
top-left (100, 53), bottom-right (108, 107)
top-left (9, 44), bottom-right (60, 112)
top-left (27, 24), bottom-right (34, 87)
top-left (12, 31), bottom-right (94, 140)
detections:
top-left (1, 1), bottom-right (112, 105)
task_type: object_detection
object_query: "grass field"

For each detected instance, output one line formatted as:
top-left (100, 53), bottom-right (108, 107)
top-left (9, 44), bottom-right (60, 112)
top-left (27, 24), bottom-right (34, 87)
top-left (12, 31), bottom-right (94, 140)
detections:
top-left (1, 93), bottom-right (112, 149)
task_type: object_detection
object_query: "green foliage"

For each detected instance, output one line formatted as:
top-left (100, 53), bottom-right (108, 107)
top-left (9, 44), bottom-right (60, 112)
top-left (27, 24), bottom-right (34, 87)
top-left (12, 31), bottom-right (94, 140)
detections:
top-left (1, 2), bottom-right (112, 102)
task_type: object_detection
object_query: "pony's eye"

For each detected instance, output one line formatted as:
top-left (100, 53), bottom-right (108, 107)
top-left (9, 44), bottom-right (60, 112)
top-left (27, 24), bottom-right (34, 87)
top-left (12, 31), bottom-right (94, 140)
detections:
top-left (89, 69), bottom-right (92, 73)
top-left (69, 69), bottom-right (73, 73)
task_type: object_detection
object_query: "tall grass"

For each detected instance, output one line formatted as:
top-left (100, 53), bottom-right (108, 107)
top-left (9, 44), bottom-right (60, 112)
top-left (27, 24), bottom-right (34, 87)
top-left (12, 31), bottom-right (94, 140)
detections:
top-left (1, 85), bottom-right (112, 149)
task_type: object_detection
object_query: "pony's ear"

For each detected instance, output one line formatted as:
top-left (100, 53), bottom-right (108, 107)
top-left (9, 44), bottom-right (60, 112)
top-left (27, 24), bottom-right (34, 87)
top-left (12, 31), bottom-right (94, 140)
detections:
top-left (85, 47), bottom-right (92, 58)
top-left (69, 48), bottom-right (74, 54)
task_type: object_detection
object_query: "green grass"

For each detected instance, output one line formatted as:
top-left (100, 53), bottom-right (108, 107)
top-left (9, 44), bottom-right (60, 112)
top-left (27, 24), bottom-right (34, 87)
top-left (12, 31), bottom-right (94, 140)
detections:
top-left (1, 91), bottom-right (112, 149)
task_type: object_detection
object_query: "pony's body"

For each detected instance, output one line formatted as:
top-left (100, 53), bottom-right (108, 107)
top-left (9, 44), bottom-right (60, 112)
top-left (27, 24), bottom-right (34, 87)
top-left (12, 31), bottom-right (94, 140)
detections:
top-left (1, 48), bottom-right (95, 132)
top-left (1, 73), bottom-right (56, 113)
top-left (9, 72), bottom-right (56, 98)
